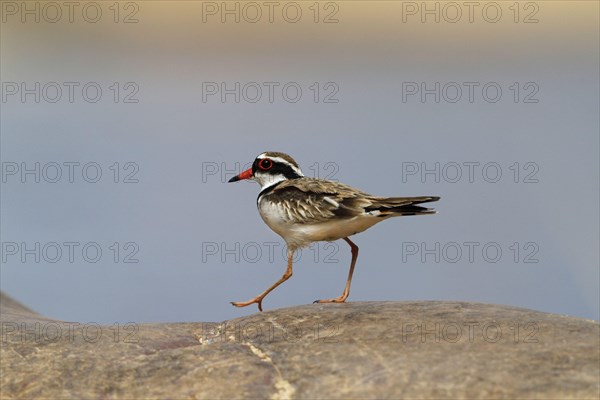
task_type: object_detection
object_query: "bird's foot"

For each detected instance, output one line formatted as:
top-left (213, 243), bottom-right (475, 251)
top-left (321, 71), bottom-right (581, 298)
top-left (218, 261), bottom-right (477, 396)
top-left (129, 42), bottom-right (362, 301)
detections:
top-left (313, 295), bottom-right (349, 304)
top-left (231, 297), bottom-right (264, 312)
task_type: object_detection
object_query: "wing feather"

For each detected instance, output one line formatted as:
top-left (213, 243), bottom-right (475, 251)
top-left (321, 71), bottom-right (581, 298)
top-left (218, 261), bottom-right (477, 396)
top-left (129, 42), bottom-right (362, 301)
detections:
top-left (262, 178), bottom-right (439, 224)
top-left (263, 178), bottom-right (368, 224)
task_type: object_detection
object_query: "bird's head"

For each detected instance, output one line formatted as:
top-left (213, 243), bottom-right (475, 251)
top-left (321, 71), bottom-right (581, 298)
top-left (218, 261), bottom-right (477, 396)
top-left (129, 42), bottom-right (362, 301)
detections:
top-left (228, 152), bottom-right (304, 189)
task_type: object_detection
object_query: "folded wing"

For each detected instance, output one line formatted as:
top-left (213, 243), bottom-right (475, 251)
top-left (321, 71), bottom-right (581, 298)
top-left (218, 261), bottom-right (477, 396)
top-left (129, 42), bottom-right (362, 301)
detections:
top-left (264, 178), bottom-right (439, 224)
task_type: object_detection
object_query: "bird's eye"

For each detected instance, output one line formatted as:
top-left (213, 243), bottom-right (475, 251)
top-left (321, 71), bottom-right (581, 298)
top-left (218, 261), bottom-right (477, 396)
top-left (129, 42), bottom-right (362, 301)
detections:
top-left (259, 159), bottom-right (273, 170)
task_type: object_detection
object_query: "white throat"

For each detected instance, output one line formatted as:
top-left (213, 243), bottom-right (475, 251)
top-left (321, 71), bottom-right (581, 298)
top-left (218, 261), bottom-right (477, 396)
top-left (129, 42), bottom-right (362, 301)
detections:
top-left (254, 172), bottom-right (289, 190)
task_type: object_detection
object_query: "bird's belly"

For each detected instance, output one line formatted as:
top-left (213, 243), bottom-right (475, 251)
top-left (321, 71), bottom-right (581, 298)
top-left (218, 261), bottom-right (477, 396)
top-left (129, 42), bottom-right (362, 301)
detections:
top-left (259, 201), bottom-right (382, 249)
top-left (297, 218), bottom-right (381, 242)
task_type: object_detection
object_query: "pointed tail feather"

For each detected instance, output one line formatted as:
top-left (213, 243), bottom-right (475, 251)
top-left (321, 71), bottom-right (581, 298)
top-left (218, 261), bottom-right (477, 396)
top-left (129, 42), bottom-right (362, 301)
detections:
top-left (365, 196), bottom-right (440, 217)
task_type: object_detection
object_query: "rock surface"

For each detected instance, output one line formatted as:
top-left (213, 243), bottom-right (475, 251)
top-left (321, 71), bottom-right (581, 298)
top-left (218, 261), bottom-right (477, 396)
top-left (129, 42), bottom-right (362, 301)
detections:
top-left (1, 292), bottom-right (598, 399)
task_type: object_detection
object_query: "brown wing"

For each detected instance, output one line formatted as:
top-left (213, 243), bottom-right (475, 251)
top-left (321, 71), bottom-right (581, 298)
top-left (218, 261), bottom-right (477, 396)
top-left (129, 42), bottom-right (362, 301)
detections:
top-left (262, 178), bottom-right (372, 224)
top-left (263, 178), bottom-right (440, 223)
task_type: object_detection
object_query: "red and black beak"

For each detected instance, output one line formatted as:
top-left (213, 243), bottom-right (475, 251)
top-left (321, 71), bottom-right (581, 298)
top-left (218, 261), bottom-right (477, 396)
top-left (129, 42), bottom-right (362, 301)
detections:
top-left (228, 167), bottom-right (253, 183)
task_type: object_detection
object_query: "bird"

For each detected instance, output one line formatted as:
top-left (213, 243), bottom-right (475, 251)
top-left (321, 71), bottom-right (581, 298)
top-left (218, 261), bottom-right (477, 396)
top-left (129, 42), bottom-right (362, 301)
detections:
top-left (228, 151), bottom-right (440, 312)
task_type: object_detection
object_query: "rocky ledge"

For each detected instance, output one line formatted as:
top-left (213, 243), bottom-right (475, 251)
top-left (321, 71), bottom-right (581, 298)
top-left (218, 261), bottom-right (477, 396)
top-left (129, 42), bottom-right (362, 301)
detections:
top-left (1, 292), bottom-right (598, 399)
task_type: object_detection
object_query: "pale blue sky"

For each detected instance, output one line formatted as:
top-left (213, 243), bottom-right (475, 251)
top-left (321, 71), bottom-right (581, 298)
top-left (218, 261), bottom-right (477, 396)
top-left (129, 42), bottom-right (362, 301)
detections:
top-left (1, 1), bottom-right (598, 323)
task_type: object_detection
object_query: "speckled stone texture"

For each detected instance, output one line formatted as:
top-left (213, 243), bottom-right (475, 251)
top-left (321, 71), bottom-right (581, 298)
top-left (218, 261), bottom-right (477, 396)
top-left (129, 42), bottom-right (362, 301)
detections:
top-left (1, 292), bottom-right (598, 399)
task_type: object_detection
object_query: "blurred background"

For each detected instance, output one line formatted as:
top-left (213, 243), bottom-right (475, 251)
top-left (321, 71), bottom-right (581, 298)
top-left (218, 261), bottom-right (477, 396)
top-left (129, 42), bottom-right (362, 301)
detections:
top-left (1, 1), bottom-right (598, 323)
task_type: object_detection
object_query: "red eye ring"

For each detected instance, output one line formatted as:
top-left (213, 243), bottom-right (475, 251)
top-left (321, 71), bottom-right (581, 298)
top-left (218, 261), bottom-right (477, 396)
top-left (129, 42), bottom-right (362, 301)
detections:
top-left (259, 158), bottom-right (273, 170)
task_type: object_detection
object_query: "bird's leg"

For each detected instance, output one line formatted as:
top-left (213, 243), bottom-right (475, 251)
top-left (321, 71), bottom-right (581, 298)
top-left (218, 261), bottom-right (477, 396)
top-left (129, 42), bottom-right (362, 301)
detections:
top-left (231, 251), bottom-right (294, 312)
top-left (314, 237), bottom-right (359, 304)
